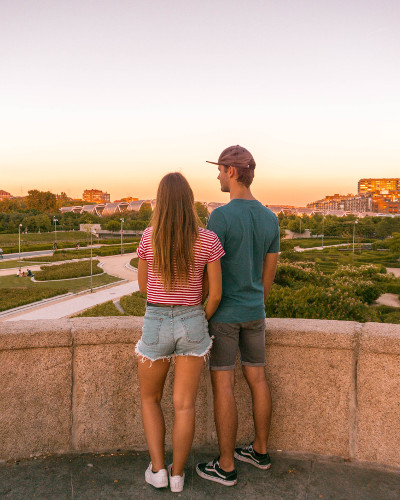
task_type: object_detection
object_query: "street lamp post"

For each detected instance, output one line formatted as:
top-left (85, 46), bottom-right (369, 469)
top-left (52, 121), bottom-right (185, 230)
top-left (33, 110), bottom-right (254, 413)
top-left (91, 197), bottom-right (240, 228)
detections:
top-left (90, 227), bottom-right (95, 293)
top-left (18, 223), bottom-right (23, 272)
top-left (53, 218), bottom-right (58, 249)
top-left (352, 220), bottom-right (359, 257)
top-left (120, 218), bottom-right (124, 255)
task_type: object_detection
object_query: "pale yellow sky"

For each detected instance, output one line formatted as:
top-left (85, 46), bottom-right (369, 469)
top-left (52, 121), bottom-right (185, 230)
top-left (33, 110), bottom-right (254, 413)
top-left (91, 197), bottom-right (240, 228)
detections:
top-left (1, 0), bottom-right (399, 206)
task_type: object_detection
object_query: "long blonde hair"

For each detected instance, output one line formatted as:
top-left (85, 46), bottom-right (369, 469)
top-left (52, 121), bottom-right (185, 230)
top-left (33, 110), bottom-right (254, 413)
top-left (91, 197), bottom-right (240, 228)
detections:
top-left (151, 173), bottom-right (200, 292)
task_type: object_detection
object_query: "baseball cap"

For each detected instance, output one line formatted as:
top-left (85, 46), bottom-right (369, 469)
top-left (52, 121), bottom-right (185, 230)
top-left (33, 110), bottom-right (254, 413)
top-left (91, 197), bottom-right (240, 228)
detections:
top-left (206, 145), bottom-right (256, 169)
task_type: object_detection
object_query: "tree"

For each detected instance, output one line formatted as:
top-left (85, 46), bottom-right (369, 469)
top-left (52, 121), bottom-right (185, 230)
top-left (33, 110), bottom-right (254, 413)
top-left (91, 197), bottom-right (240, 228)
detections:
top-left (105, 220), bottom-right (121, 232)
top-left (195, 202), bottom-right (209, 223)
top-left (26, 190), bottom-right (57, 211)
top-left (138, 202), bottom-right (152, 221)
top-left (35, 214), bottom-right (52, 232)
top-left (388, 233), bottom-right (400, 253)
top-left (288, 217), bottom-right (305, 234)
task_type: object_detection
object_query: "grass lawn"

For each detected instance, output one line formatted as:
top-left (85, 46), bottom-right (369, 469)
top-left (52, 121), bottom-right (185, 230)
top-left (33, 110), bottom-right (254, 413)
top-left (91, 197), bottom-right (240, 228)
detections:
top-left (130, 257), bottom-right (138, 268)
top-left (23, 243), bottom-right (138, 263)
top-left (0, 231), bottom-right (87, 246)
top-left (75, 301), bottom-right (123, 317)
top-left (76, 291), bottom-right (146, 317)
top-left (0, 273), bottom-right (122, 294)
top-left (0, 260), bottom-right (24, 269)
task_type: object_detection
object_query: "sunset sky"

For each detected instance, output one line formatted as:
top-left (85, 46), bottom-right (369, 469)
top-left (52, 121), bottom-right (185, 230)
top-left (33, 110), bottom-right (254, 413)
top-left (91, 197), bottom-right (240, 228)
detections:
top-left (1, 0), bottom-right (399, 206)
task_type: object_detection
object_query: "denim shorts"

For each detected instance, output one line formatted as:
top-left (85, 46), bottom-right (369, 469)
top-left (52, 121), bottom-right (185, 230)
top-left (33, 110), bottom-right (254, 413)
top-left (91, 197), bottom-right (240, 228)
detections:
top-left (135, 304), bottom-right (212, 362)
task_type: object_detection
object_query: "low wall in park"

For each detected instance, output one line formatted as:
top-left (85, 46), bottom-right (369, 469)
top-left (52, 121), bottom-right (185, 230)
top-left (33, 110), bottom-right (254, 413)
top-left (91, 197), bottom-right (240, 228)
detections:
top-left (1, 318), bottom-right (399, 469)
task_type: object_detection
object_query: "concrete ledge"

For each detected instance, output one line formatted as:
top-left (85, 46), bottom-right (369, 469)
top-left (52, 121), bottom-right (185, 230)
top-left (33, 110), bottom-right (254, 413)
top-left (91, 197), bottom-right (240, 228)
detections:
top-left (1, 317), bottom-right (399, 470)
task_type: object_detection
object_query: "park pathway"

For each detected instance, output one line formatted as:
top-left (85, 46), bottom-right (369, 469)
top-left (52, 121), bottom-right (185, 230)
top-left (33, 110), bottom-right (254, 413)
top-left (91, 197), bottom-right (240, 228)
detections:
top-left (3, 253), bottom-right (139, 321)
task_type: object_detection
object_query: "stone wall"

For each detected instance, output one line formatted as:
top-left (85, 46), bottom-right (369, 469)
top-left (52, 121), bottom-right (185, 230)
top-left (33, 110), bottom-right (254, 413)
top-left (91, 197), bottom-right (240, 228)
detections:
top-left (0, 318), bottom-right (399, 469)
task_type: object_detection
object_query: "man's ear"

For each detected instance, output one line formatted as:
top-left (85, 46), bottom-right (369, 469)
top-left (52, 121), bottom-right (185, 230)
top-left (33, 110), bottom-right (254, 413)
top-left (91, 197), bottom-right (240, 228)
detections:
top-left (227, 166), bottom-right (237, 179)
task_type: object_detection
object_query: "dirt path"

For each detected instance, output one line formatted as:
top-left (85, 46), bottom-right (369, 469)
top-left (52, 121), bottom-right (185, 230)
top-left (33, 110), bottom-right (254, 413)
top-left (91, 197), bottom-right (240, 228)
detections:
top-left (375, 293), bottom-right (400, 308)
top-left (386, 267), bottom-right (400, 277)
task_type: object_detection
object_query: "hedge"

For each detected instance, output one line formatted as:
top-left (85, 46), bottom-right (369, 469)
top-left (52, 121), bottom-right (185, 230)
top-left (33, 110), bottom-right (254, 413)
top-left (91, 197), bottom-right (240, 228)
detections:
top-left (34, 260), bottom-right (102, 281)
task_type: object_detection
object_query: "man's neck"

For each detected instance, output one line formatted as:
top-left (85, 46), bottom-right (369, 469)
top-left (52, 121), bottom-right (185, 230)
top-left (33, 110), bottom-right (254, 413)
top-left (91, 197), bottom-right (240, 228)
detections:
top-left (229, 183), bottom-right (256, 201)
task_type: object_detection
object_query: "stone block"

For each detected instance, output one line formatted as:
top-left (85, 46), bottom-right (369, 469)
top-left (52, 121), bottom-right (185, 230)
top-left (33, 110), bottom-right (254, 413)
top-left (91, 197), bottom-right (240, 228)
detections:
top-left (0, 347), bottom-right (72, 460)
top-left (357, 323), bottom-right (400, 467)
top-left (264, 319), bottom-right (356, 457)
top-left (0, 319), bottom-right (72, 350)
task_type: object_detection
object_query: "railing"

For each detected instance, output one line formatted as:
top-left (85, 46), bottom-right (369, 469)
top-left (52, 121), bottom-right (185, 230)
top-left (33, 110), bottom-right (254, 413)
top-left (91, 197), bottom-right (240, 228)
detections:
top-left (0, 317), bottom-right (399, 469)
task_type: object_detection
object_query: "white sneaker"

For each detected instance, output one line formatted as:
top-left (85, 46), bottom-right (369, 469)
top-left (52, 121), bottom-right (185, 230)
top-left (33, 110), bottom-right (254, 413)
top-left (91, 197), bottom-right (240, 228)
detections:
top-left (145, 462), bottom-right (168, 488)
top-left (168, 464), bottom-right (185, 493)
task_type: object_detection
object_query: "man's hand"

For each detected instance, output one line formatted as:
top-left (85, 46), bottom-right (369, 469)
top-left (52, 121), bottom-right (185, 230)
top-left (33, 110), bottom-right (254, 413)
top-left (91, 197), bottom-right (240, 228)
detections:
top-left (262, 253), bottom-right (279, 301)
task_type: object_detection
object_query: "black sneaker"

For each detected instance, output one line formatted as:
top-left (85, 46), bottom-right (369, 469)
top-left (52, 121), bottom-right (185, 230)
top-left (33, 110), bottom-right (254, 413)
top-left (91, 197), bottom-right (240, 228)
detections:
top-left (234, 444), bottom-right (271, 470)
top-left (196, 458), bottom-right (238, 486)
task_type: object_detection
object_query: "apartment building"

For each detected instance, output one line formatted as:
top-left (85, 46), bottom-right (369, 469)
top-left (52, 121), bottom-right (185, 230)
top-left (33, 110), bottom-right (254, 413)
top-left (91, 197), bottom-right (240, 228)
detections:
top-left (82, 189), bottom-right (110, 203)
top-left (358, 178), bottom-right (400, 194)
top-left (0, 190), bottom-right (11, 202)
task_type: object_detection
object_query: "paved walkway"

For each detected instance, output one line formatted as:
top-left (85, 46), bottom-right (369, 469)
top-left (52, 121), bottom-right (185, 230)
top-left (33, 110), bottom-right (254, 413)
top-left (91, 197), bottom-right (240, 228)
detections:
top-left (387, 267), bottom-right (400, 277)
top-left (4, 280), bottom-right (139, 321)
top-left (375, 293), bottom-right (400, 308)
top-left (1, 449), bottom-right (399, 499)
top-left (99, 253), bottom-right (137, 281)
top-left (3, 253), bottom-right (139, 321)
top-left (294, 243), bottom-right (350, 252)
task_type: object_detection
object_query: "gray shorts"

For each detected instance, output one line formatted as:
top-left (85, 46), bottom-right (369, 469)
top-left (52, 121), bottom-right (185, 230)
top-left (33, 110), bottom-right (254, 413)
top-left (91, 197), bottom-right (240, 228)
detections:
top-left (209, 319), bottom-right (266, 371)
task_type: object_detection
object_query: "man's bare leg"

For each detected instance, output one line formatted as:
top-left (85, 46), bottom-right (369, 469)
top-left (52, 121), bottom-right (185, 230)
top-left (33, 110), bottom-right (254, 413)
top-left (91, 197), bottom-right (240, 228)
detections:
top-left (211, 370), bottom-right (237, 471)
top-left (242, 365), bottom-right (272, 454)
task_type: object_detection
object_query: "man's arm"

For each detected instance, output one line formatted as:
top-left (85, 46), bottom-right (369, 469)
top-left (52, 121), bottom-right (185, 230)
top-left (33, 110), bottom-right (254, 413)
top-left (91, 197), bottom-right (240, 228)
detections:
top-left (262, 252), bottom-right (279, 301)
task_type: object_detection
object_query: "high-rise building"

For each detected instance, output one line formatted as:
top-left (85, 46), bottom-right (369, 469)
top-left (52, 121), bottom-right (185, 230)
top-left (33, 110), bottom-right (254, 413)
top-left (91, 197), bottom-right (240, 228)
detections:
top-left (358, 178), bottom-right (400, 194)
top-left (82, 189), bottom-right (110, 203)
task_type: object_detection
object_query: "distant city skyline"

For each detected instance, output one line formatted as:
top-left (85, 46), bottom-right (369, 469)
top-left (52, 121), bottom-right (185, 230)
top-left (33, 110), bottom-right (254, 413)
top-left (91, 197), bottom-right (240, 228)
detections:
top-left (0, 178), bottom-right (372, 207)
top-left (1, 1), bottom-right (399, 206)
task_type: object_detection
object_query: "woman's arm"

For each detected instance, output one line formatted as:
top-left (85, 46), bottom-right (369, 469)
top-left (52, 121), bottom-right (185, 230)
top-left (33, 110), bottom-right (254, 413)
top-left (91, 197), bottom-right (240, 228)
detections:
top-left (138, 258), bottom-right (148, 293)
top-left (204, 259), bottom-right (222, 320)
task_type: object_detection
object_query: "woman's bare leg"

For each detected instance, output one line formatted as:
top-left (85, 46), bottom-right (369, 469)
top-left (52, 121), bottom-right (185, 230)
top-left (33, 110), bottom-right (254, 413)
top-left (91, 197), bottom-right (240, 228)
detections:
top-left (138, 358), bottom-right (171, 471)
top-left (172, 356), bottom-right (205, 476)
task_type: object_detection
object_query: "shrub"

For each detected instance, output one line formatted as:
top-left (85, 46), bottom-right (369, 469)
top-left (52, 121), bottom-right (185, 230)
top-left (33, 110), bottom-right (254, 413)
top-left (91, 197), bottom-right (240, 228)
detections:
top-left (374, 305), bottom-right (400, 324)
top-left (334, 277), bottom-right (382, 305)
top-left (275, 261), bottom-right (326, 288)
top-left (34, 260), bottom-right (102, 281)
top-left (130, 257), bottom-right (139, 268)
top-left (265, 284), bottom-right (376, 322)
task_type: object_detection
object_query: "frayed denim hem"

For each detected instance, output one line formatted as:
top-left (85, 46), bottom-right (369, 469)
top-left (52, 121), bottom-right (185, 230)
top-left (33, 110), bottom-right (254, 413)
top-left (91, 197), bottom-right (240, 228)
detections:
top-left (175, 335), bottom-right (213, 362)
top-left (135, 336), bottom-right (214, 366)
top-left (135, 342), bottom-right (173, 367)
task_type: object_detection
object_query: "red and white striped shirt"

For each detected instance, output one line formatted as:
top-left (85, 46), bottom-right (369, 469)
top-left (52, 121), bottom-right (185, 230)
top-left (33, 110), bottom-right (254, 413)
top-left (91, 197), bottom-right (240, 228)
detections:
top-left (137, 226), bottom-right (225, 305)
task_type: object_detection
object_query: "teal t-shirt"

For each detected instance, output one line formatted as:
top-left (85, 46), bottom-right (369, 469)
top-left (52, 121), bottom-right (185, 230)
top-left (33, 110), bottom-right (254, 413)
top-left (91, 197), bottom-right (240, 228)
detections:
top-left (207, 199), bottom-right (280, 323)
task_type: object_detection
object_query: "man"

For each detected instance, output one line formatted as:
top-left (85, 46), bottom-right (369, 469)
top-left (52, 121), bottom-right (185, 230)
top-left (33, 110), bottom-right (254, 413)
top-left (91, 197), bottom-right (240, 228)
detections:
top-left (196, 145), bottom-right (279, 486)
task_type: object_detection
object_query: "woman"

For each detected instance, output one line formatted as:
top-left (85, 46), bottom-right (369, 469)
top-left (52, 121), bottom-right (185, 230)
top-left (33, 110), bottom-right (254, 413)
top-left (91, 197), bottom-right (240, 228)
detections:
top-left (136, 172), bottom-right (224, 493)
